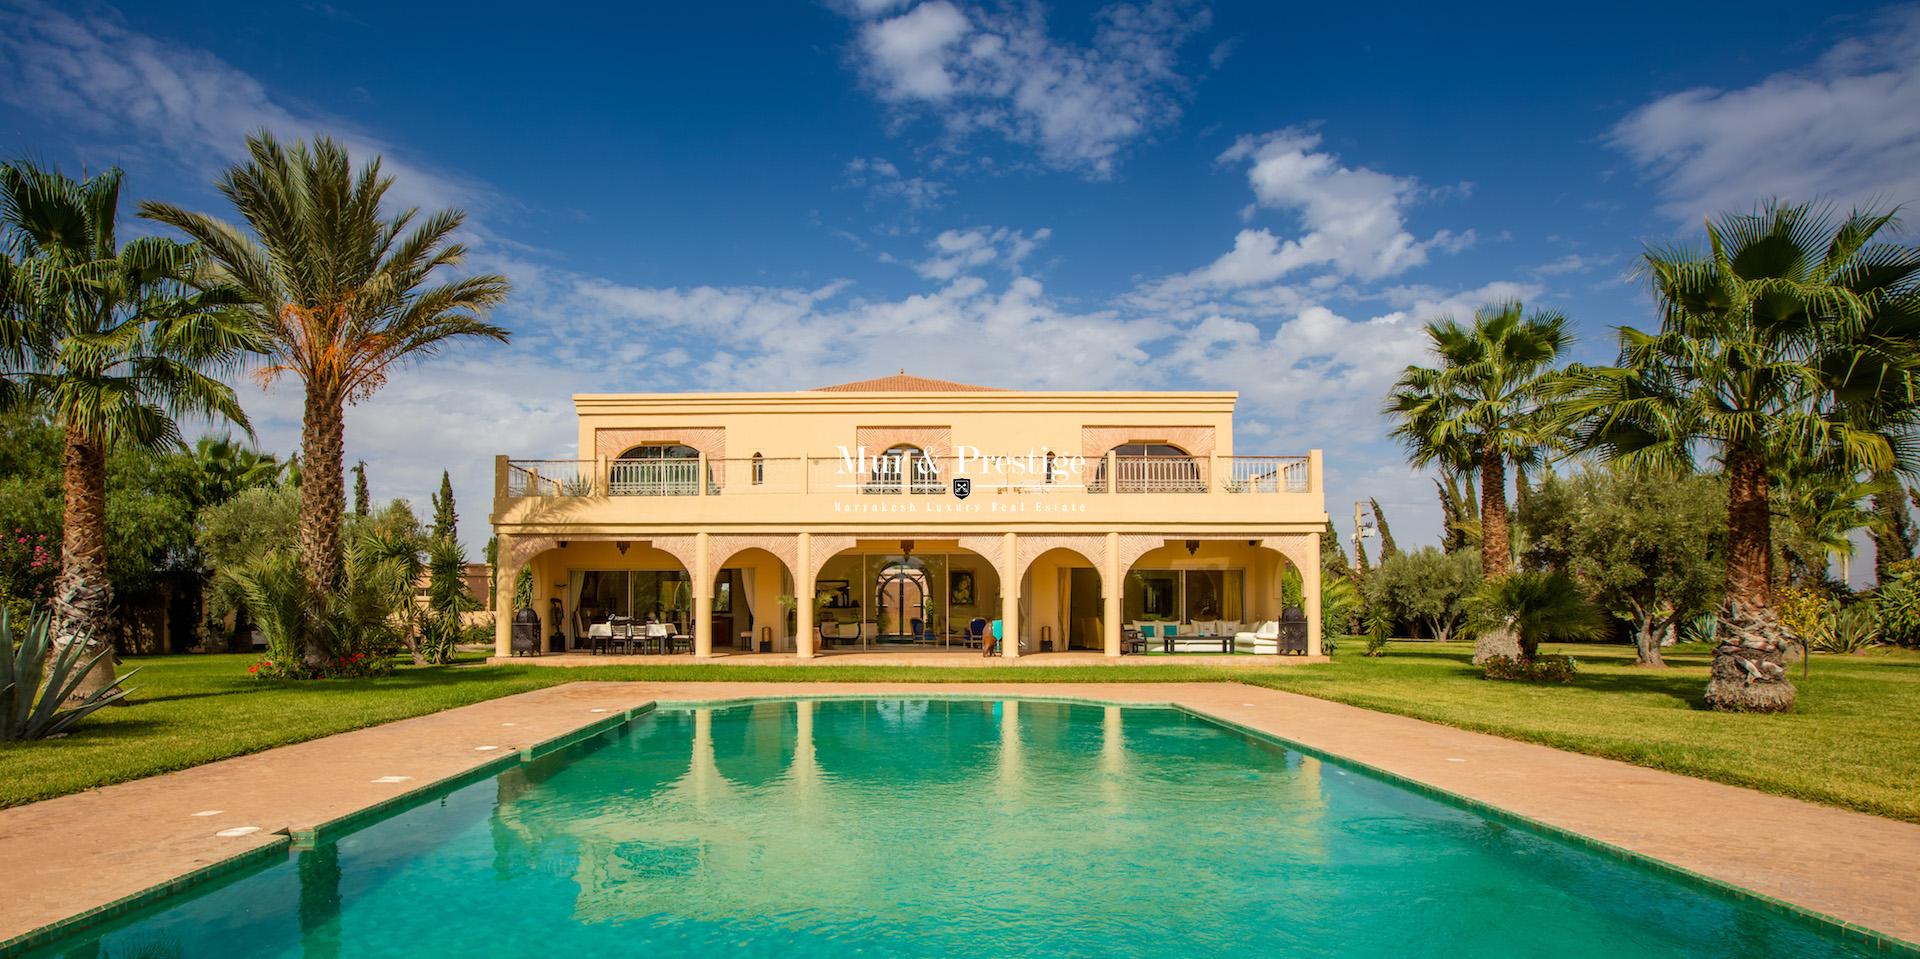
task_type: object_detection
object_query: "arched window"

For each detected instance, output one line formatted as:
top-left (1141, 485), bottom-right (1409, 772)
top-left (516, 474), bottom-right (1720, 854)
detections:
top-left (611, 443), bottom-right (701, 496)
top-left (1091, 442), bottom-right (1202, 493)
top-left (868, 444), bottom-right (943, 494)
top-left (751, 452), bottom-right (765, 485)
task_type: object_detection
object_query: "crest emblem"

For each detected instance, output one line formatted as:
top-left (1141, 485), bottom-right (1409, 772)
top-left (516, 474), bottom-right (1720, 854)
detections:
top-left (953, 478), bottom-right (972, 500)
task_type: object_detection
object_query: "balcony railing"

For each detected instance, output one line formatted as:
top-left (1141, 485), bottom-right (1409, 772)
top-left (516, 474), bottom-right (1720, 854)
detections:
top-left (1223, 456), bottom-right (1311, 493)
top-left (1087, 455), bottom-right (1207, 494)
top-left (609, 458), bottom-right (710, 496)
top-left (503, 452), bottom-right (1315, 498)
top-left (506, 460), bottom-right (595, 498)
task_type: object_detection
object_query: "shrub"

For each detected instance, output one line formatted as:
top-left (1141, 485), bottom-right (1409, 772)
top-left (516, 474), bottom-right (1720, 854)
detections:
top-left (224, 541), bottom-right (401, 680)
top-left (2, 605), bottom-right (139, 739)
top-left (1481, 654), bottom-right (1578, 683)
top-left (1466, 571), bottom-right (1603, 660)
top-left (1870, 560), bottom-right (1920, 646)
top-left (1321, 575), bottom-right (1360, 644)
top-left (1776, 585), bottom-right (1835, 651)
top-left (1363, 605), bottom-right (1391, 657)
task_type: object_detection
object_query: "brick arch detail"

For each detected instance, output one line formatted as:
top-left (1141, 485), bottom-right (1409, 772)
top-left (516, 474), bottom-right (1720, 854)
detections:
top-left (1014, 535), bottom-right (1108, 582)
top-left (708, 535), bottom-right (798, 578)
top-left (504, 534), bottom-right (561, 570)
top-left (805, 535), bottom-right (859, 581)
top-left (1080, 426), bottom-right (1216, 460)
top-left (595, 427), bottom-right (726, 463)
top-left (854, 426), bottom-right (952, 461)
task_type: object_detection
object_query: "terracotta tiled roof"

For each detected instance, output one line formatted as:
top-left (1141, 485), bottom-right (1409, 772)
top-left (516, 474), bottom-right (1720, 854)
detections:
top-left (813, 371), bottom-right (1005, 392)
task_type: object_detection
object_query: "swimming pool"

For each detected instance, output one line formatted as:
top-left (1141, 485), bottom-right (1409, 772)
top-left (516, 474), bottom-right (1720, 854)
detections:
top-left (23, 699), bottom-right (1888, 957)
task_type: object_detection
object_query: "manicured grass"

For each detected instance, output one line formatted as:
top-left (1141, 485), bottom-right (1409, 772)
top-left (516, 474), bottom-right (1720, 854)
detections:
top-left (2, 643), bottom-right (1916, 823)
top-left (1252, 641), bottom-right (1920, 824)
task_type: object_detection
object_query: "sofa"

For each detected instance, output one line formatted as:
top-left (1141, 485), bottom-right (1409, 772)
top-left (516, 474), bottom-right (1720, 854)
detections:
top-left (1234, 621), bottom-right (1280, 655)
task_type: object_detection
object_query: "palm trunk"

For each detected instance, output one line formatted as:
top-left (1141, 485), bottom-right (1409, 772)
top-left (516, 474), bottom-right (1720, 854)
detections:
top-left (1724, 448), bottom-right (1772, 612)
top-left (52, 421), bottom-right (116, 700)
top-left (298, 385), bottom-right (347, 669)
top-left (1472, 443), bottom-right (1520, 664)
top-left (1478, 443), bottom-right (1510, 577)
top-left (1705, 447), bottom-right (1794, 711)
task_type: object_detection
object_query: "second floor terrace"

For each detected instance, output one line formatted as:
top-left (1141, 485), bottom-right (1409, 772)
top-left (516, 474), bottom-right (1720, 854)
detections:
top-left (494, 447), bottom-right (1325, 530)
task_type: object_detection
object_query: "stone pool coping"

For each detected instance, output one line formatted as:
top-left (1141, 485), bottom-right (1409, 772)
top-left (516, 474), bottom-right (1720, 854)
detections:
top-left (2, 681), bottom-right (1916, 956)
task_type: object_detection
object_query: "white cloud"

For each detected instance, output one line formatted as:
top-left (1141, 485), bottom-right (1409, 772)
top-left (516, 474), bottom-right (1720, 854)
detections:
top-left (844, 0), bottom-right (1209, 178)
top-left (860, 1), bottom-right (972, 100)
top-left (910, 225), bottom-right (1050, 279)
top-left (1530, 252), bottom-right (1617, 277)
top-left (3, 0), bottom-right (1534, 558)
top-left (1610, 7), bottom-right (1920, 220)
top-left (843, 155), bottom-right (951, 210)
top-left (0, 1), bottom-right (486, 217)
top-left (1133, 130), bottom-right (1469, 311)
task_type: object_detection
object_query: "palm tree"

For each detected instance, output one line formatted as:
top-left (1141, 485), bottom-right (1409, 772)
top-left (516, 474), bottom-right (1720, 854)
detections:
top-left (0, 161), bottom-right (257, 695)
top-left (1385, 301), bottom-right (1570, 660)
top-left (1468, 570), bottom-right (1603, 661)
top-left (1556, 202), bottom-right (1920, 712)
top-left (188, 436), bottom-right (287, 509)
top-left (142, 132), bottom-right (510, 669)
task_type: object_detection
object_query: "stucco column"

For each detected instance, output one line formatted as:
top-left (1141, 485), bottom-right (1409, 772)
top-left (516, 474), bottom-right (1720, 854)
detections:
top-left (693, 531), bottom-right (713, 657)
top-left (493, 534), bottom-right (515, 658)
top-left (1301, 531), bottom-right (1323, 657)
top-left (1001, 532), bottom-right (1019, 659)
top-left (1103, 531), bottom-right (1122, 658)
top-left (795, 533), bottom-right (815, 659)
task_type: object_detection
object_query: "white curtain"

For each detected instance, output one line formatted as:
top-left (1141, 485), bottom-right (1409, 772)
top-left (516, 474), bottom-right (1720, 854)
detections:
top-left (566, 571), bottom-right (585, 648)
top-left (1018, 591), bottom-right (1033, 649)
top-left (740, 567), bottom-right (757, 649)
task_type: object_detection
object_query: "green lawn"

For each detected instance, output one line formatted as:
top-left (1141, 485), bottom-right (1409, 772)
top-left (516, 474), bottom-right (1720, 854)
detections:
top-left (2, 642), bottom-right (1916, 823)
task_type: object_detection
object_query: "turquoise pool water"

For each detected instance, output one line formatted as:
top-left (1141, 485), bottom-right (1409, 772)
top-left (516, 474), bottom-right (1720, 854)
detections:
top-left (29, 699), bottom-right (1882, 958)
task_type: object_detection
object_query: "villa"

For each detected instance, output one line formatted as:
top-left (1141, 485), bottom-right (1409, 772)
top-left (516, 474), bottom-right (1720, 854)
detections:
top-left (489, 373), bottom-right (1330, 659)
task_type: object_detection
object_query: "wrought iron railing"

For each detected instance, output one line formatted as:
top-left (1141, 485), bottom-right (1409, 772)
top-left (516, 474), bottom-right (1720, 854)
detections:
top-left (1087, 455), bottom-right (1207, 493)
top-left (1222, 456), bottom-right (1311, 493)
top-left (506, 452), bottom-right (1314, 497)
top-left (608, 458), bottom-right (715, 496)
top-left (506, 460), bottom-right (595, 497)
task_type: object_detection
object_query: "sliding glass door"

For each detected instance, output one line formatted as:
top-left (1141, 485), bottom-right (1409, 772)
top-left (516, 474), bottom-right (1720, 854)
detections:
top-left (1122, 569), bottom-right (1246, 624)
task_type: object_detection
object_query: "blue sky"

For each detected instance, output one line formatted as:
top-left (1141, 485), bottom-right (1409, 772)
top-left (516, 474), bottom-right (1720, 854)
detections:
top-left (3, 0), bottom-right (1916, 559)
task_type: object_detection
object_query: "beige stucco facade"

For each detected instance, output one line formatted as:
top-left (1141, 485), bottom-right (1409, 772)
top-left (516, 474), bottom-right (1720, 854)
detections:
top-left (490, 377), bottom-right (1329, 659)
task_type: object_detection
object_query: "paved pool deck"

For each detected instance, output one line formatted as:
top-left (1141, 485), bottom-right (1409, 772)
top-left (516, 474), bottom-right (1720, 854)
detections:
top-left (488, 649), bottom-right (1327, 667)
top-left (2, 681), bottom-right (1916, 953)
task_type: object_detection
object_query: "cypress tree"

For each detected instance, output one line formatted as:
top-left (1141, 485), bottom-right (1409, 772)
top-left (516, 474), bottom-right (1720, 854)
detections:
top-left (431, 470), bottom-right (457, 542)
top-left (351, 461), bottom-right (369, 517)
top-left (1370, 498), bottom-right (1399, 561)
top-left (1322, 521), bottom-right (1351, 575)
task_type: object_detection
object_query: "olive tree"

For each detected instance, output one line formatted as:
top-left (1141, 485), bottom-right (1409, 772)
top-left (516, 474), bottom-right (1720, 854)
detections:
top-left (1521, 470), bottom-right (1726, 666)
top-left (1361, 547), bottom-right (1482, 643)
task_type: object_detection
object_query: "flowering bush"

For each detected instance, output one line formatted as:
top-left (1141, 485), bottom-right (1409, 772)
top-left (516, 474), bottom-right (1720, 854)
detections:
top-left (0, 527), bottom-right (56, 619)
top-left (247, 650), bottom-right (391, 681)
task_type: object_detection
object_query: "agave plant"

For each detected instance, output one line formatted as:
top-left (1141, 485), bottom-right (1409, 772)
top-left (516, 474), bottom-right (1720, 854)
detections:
top-left (1817, 605), bottom-right (1880, 655)
top-left (1, 606), bottom-right (138, 740)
